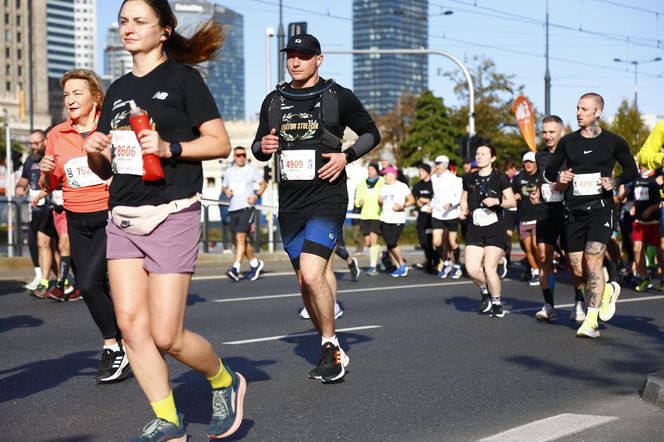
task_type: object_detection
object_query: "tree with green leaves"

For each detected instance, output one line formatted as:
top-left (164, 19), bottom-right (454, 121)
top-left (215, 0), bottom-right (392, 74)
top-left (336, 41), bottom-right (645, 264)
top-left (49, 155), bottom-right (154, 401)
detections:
top-left (399, 90), bottom-right (460, 167)
top-left (445, 56), bottom-right (532, 165)
top-left (608, 99), bottom-right (650, 154)
top-left (371, 93), bottom-right (416, 162)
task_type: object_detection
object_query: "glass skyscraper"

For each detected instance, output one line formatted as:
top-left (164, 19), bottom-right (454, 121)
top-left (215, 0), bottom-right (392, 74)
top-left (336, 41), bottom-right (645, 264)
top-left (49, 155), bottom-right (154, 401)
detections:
top-left (170, 1), bottom-right (245, 121)
top-left (353, 0), bottom-right (428, 116)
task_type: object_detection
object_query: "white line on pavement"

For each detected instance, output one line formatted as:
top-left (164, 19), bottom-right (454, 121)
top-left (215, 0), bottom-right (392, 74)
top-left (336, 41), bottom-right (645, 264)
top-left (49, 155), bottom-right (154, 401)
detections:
top-left (223, 325), bottom-right (383, 345)
top-left (210, 280), bottom-right (474, 303)
top-left (479, 413), bottom-right (617, 441)
top-left (194, 271), bottom-right (295, 280)
top-left (509, 294), bottom-right (664, 314)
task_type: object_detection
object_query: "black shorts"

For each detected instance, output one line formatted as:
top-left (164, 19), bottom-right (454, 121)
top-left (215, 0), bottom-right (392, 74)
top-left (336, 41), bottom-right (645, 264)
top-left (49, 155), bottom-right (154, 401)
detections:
top-left (565, 205), bottom-right (614, 253)
top-left (360, 219), bottom-right (381, 236)
top-left (31, 209), bottom-right (55, 236)
top-left (503, 210), bottom-right (517, 230)
top-left (537, 204), bottom-right (565, 247)
top-left (229, 207), bottom-right (255, 234)
top-left (465, 220), bottom-right (509, 250)
top-left (432, 218), bottom-right (459, 231)
top-left (381, 222), bottom-right (404, 248)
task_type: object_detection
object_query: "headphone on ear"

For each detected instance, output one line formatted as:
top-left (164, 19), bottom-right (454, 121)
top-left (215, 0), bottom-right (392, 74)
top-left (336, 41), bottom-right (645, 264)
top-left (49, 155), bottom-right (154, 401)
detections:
top-left (316, 61), bottom-right (321, 67)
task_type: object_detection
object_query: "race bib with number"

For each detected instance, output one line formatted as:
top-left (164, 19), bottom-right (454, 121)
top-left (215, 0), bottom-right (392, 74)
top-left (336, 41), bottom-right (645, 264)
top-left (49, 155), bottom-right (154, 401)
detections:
top-left (280, 150), bottom-right (315, 181)
top-left (111, 130), bottom-right (143, 176)
top-left (572, 173), bottom-right (601, 196)
top-left (541, 183), bottom-right (564, 202)
top-left (634, 186), bottom-right (650, 201)
top-left (64, 155), bottom-right (105, 188)
top-left (472, 207), bottom-right (499, 226)
top-left (29, 188), bottom-right (45, 206)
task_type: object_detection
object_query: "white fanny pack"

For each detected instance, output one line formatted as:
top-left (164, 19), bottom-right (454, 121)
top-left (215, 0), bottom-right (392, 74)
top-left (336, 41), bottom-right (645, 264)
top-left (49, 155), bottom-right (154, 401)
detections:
top-left (110, 194), bottom-right (200, 235)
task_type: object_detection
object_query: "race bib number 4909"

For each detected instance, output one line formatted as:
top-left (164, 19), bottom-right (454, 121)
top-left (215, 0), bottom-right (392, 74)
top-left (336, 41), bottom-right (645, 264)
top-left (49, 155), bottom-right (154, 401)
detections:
top-left (280, 149), bottom-right (315, 181)
top-left (111, 130), bottom-right (143, 176)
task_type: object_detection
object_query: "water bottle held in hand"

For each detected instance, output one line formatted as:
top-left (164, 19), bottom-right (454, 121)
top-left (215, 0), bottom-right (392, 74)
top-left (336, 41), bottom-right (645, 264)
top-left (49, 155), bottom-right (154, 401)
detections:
top-left (128, 100), bottom-right (164, 181)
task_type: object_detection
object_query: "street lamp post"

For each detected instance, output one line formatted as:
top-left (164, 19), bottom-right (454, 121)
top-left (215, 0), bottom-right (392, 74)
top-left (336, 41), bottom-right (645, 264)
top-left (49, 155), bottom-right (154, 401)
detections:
top-left (265, 27), bottom-right (276, 253)
top-left (613, 56), bottom-right (662, 109)
top-left (326, 49), bottom-right (475, 139)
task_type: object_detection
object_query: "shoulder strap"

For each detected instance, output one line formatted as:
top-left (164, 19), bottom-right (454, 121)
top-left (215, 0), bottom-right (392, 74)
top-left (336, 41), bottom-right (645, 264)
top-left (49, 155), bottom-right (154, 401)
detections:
top-left (267, 92), bottom-right (282, 133)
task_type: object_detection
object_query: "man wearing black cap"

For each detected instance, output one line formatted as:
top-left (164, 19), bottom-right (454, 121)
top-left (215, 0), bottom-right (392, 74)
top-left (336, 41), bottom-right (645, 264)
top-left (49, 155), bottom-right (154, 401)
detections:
top-left (252, 33), bottom-right (380, 383)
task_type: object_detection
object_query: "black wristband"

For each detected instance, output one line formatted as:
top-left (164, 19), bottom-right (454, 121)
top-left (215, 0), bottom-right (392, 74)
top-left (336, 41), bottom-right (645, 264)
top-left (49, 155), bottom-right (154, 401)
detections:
top-left (169, 141), bottom-right (182, 159)
top-left (344, 148), bottom-right (358, 164)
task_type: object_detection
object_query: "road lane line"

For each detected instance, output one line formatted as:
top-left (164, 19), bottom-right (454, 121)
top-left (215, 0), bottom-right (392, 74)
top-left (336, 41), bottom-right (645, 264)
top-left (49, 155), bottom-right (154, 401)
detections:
top-left (210, 280), bottom-right (474, 303)
top-left (223, 325), bottom-right (382, 345)
top-left (194, 271), bottom-right (295, 280)
top-left (509, 294), bottom-right (664, 314)
top-left (480, 413), bottom-right (617, 441)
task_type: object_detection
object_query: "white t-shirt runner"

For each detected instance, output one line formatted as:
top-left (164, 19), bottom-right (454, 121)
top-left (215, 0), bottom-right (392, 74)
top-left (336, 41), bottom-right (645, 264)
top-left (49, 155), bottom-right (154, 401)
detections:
top-left (222, 164), bottom-right (265, 212)
top-left (380, 181), bottom-right (412, 224)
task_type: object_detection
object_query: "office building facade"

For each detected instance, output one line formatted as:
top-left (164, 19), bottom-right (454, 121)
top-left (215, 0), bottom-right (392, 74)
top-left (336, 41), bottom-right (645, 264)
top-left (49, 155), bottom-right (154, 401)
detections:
top-left (103, 22), bottom-right (133, 82)
top-left (170, 1), bottom-right (245, 121)
top-left (353, 0), bottom-right (428, 116)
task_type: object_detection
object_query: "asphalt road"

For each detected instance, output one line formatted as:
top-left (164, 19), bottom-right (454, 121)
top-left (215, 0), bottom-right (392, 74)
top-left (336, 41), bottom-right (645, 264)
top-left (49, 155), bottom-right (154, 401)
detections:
top-left (2, 257), bottom-right (664, 441)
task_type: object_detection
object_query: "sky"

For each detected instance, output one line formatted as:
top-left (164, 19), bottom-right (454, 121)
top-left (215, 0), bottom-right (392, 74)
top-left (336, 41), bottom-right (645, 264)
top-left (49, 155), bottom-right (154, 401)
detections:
top-left (96, 0), bottom-right (664, 132)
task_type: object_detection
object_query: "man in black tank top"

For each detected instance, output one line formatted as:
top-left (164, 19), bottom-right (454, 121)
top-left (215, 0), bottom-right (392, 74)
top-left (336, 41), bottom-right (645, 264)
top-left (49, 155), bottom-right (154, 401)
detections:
top-left (543, 93), bottom-right (637, 338)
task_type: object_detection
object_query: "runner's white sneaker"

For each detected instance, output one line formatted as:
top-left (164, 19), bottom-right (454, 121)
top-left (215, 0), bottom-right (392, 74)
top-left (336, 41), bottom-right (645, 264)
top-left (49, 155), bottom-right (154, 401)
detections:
top-left (535, 303), bottom-right (557, 321)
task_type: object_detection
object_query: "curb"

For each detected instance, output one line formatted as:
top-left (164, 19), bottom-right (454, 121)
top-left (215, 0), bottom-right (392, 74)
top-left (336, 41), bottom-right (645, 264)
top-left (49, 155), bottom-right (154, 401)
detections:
top-left (641, 370), bottom-right (664, 409)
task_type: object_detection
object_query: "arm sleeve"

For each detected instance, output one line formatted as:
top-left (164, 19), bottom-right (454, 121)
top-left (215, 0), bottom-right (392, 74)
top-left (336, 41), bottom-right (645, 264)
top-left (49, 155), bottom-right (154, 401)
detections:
top-left (251, 95), bottom-right (274, 162)
top-left (452, 177), bottom-right (463, 205)
top-left (339, 88), bottom-right (381, 160)
top-left (637, 120), bottom-right (664, 170)
top-left (615, 137), bottom-right (638, 185)
top-left (221, 172), bottom-right (229, 188)
top-left (184, 69), bottom-right (221, 128)
top-left (462, 174), bottom-right (471, 191)
top-left (543, 138), bottom-right (567, 182)
top-left (499, 174), bottom-right (512, 191)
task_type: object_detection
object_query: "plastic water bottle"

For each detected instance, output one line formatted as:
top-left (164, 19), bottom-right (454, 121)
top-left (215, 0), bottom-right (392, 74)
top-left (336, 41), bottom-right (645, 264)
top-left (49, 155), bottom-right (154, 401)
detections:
top-left (128, 100), bottom-right (164, 181)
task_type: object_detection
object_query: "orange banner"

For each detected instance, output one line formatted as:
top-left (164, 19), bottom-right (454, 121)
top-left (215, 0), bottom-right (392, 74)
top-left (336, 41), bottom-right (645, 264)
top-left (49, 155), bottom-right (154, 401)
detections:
top-left (512, 95), bottom-right (537, 152)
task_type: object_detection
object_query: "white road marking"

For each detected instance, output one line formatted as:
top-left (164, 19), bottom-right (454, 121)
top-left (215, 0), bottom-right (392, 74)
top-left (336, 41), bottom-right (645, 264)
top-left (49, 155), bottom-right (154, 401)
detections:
top-left (194, 271), bottom-right (295, 280)
top-left (223, 325), bottom-right (382, 345)
top-left (210, 280), bottom-right (474, 303)
top-left (480, 413), bottom-right (617, 441)
top-left (509, 294), bottom-right (664, 314)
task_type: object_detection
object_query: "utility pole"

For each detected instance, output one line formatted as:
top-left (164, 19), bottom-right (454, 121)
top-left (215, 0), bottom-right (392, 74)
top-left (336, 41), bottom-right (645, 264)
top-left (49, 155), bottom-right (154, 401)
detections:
top-left (544, 0), bottom-right (551, 116)
top-left (277, 0), bottom-right (285, 83)
top-left (28, 0), bottom-right (34, 130)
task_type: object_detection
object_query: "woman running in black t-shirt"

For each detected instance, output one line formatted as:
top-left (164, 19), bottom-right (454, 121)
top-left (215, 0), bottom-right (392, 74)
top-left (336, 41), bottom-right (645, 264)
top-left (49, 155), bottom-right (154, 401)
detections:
top-left (460, 143), bottom-right (517, 318)
top-left (84, 1), bottom-right (244, 440)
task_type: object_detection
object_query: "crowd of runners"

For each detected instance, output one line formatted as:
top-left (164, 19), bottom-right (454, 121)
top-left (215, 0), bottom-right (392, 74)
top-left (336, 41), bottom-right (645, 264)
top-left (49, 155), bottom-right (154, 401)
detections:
top-left (6, 0), bottom-right (664, 440)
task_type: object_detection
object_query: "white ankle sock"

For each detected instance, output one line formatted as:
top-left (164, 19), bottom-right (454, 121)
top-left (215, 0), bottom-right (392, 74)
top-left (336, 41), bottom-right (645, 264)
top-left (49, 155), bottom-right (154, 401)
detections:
top-left (250, 258), bottom-right (259, 267)
top-left (321, 335), bottom-right (339, 347)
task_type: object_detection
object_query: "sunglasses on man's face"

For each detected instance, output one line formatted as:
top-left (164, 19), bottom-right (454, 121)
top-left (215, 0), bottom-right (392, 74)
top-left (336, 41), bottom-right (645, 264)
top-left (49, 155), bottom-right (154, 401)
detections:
top-left (235, 153), bottom-right (246, 158)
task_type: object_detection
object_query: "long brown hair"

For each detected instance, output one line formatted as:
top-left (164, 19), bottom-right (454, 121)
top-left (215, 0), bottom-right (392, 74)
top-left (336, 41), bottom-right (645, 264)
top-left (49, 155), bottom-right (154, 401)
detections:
top-left (120, 0), bottom-right (225, 65)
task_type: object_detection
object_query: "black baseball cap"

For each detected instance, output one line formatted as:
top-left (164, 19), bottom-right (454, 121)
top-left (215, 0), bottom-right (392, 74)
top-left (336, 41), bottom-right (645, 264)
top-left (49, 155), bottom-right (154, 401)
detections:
top-left (281, 33), bottom-right (321, 55)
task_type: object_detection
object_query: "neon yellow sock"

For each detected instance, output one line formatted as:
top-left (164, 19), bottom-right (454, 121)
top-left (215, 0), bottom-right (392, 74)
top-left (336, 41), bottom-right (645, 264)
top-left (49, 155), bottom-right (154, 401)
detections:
top-left (601, 283), bottom-right (612, 303)
top-left (586, 308), bottom-right (599, 327)
top-left (207, 359), bottom-right (232, 389)
top-left (40, 278), bottom-right (49, 287)
top-left (150, 390), bottom-right (179, 426)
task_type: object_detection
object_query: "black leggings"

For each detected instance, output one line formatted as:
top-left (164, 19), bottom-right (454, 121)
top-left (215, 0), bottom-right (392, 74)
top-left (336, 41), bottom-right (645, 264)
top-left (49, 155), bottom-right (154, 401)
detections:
top-left (66, 210), bottom-right (121, 341)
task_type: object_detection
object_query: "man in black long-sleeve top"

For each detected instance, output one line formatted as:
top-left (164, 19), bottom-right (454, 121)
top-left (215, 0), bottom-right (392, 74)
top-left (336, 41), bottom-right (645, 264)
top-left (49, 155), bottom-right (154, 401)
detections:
top-left (543, 92), bottom-right (637, 338)
top-left (252, 34), bottom-right (380, 382)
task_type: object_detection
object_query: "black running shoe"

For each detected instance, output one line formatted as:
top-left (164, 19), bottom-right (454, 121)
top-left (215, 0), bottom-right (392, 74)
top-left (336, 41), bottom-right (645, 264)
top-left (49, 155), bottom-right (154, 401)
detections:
top-left (348, 257), bottom-right (360, 282)
top-left (491, 303), bottom-right (505, 318)
top-left (479, 288), bottom-right (491, 313)
top-left (308, 343), bottom-right (347, 383)
top-left (95, 347), bottom-right (130, 383)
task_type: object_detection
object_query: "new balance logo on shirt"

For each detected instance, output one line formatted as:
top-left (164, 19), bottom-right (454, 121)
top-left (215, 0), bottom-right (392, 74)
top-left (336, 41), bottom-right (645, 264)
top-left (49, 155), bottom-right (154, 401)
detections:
top-left (152, 92), bottom-right (169, 100)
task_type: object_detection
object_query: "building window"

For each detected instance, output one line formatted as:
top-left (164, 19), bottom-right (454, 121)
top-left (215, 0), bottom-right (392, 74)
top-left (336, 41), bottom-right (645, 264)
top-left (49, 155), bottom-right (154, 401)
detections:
top-left (5, 47), bottom-right (9, 58)
top-left (4, 13), bottom-right (8, 25)
top-left (5, 65), bottom-right (9, 75)
top-left (17, 66), bottom-right (21, 76)
top-left (16, 32), bottom-right (20, 43)
top-left (6, 81), bottom-right (10, 92)
top-left (16, 14), bottom-right (20, 25)
top-left (17, 48), bottom-right (21, 59)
